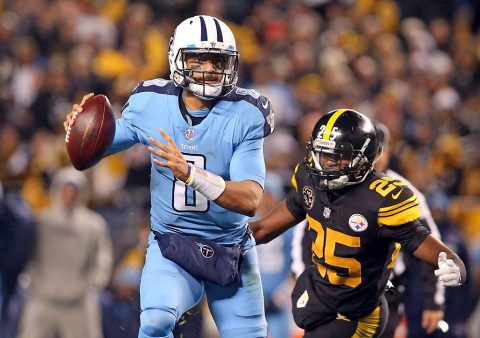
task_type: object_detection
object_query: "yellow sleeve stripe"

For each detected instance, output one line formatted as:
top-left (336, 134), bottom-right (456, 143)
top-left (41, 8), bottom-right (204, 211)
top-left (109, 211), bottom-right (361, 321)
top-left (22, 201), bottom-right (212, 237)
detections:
top-left (291, 164), bottom-right (300, 192)
top-left (378, 199), bottom-right (419, 217)
top-left (378, 195), bottom-right (418, 212)
top-left (378, 205), bottom-right (420, 226)
top-left (322, 109), bottom-right (347, 140)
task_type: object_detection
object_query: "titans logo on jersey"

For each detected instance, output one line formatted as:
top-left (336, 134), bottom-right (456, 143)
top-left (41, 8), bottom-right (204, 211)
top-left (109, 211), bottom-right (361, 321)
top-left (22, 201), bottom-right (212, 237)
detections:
top-left (286, 164), bottom-right (430, 319)
top-left (108, 78), bottom-right (274, 245)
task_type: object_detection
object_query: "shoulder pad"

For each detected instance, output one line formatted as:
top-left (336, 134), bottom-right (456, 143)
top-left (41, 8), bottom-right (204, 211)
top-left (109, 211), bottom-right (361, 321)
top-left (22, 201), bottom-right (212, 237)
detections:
top-left (227, 87), bottom-right (275, 136)
top-left (131, 79), bottom-right (180, 96)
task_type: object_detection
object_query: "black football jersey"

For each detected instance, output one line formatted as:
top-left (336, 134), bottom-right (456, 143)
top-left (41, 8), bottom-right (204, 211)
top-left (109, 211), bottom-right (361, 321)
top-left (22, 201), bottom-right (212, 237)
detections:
top-left (286, 163), bottom-right (431, 318)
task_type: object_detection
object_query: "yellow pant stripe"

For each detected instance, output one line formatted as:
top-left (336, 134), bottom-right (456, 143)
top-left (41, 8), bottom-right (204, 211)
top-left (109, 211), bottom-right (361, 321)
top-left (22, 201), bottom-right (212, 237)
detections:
top-left (352, 304), bottom-right (381, 338)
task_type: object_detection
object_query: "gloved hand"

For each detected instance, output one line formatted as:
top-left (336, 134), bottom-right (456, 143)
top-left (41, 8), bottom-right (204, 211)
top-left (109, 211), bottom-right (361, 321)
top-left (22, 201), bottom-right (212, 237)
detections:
top-left (434, 252), bottom-right (461, 287)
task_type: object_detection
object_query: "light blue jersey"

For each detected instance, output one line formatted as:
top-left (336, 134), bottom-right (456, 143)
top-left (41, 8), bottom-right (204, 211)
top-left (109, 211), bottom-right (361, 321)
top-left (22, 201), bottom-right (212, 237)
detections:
top-left (109, 78), bottom-right (274, 245)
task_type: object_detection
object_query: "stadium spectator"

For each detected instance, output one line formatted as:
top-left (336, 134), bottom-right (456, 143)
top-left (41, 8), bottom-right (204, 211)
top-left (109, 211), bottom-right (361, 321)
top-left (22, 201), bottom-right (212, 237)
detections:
top-left (17, 166), bottom-right (113, 338)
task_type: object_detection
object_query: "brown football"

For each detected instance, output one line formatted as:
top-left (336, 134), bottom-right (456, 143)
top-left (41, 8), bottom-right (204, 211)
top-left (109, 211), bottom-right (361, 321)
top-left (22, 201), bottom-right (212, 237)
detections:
top-left (65, 95), bottom-right (116, 171)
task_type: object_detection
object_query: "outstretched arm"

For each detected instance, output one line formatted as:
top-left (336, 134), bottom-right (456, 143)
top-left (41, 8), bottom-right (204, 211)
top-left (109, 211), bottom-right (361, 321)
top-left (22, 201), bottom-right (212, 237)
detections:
top-left (250, 200), bottom-right (300, 244)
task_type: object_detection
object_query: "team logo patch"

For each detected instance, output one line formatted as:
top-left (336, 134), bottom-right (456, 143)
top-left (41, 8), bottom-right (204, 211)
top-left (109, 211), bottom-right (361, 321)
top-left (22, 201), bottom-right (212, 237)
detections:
top-left (348, 214), bottom-right (368, 232)
top-left (303, 187), bottom-right (315, 209)
top-left (195, 242), bottom-right (214, 258)
top-left (184, 128), bottom-right (195, 140)
top-left (297, 290), bottom-right (309, 308)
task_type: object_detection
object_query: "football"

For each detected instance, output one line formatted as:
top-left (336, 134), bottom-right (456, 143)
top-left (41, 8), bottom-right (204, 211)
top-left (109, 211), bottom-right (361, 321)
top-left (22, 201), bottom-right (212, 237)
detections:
top-left (65, 94), bottom-right (116, 171)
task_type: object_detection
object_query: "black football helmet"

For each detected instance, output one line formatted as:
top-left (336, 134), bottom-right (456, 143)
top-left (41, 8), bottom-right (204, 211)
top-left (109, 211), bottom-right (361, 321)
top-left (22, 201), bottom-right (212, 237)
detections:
top-left (304, 109), bottom-right (379, 190)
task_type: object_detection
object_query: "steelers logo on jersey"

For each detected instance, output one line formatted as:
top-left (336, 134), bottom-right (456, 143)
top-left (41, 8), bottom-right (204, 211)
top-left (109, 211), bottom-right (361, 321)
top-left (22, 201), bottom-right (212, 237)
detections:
top-left (303, 186), bottom-right (315, 209)
top-left (348, 214), bottom-right (369, 232)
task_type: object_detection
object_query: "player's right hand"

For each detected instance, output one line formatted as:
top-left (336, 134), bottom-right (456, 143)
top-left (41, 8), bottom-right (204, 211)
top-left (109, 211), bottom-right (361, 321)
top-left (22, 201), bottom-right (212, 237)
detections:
top-left (148, 128), bottom-right (190, 182)
top-left (63, 93), bottom-right (94, 132)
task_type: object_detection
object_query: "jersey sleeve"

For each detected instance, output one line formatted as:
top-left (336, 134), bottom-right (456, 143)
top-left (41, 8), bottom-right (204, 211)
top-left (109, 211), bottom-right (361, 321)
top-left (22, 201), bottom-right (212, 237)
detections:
top-left (107, 84), bottom-right (143, 155)
top-left (229, 138), bottom-right (266, 186)
top-left (376, 182), bottom-right (421, 227)
top-left (239, 92), bottom-right (275, 140)
top-left (387, 169), bottom-right (442, 240)
top-left (376, 181), bottom-right (430, 252)
top-left (378, 219), bottom-right (430, 253)
top-left (228, 91), bottom-right (274, 184)
top-left (286, 164), bottom-right (307, 220)
top-left (255, 95), bottom-right (275, 138)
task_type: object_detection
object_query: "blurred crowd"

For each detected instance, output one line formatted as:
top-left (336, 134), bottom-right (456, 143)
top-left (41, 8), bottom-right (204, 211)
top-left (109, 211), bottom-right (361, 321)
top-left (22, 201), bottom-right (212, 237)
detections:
top-left (1, 0), bottom-right (480, 337)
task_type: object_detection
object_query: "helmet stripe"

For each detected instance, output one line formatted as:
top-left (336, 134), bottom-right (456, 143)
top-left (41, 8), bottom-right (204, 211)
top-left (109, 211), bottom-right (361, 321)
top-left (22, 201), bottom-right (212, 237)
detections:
top-left (322, 109), bottom-right (347, 140)
top-left (213, 18), bottom-right (224, 42)
top-left (199, 16), bottom-right (208, 41)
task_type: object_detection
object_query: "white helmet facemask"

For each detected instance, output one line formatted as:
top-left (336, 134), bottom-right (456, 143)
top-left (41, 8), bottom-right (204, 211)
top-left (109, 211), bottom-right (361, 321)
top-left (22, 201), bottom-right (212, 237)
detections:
top-left (168, 15), bottom-right (239, 100)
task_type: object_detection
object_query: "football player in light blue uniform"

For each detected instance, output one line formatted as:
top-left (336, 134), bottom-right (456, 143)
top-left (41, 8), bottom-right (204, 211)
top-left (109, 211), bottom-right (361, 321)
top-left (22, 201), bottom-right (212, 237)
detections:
top-left (65, 15), bottom-right (273, 338)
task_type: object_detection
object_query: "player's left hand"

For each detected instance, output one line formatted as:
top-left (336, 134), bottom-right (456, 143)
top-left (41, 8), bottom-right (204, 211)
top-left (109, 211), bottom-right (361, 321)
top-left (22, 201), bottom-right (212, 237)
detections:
top-left (148, 129), bottom-right (189, 182)
top-left (434, 252), bottom-right (461, 287)
top-left (422, 309), bottom-right (444, 334)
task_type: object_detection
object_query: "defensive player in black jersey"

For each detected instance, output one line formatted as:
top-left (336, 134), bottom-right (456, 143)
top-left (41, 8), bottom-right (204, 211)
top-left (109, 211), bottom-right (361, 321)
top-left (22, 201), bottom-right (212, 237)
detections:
top-left (251, 109), bottom-right (466, 337)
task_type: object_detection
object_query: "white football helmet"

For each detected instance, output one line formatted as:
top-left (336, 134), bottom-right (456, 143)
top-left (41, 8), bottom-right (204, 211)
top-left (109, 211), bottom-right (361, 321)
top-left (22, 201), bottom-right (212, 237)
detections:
top-left (168, 15), bottom-right (239, 99)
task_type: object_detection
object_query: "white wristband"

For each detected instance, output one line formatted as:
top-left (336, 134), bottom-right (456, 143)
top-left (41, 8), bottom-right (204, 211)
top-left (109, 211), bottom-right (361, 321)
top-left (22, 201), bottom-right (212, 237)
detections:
top-left (186, 163), bottom-right (226, 201)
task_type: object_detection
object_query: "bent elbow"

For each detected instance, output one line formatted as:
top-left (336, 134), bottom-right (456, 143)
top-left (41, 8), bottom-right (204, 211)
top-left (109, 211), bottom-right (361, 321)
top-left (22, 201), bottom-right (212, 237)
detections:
top-left (239, 200), bottom-right (258, 217)
top-left (246, 195), bottom-right (262, 217)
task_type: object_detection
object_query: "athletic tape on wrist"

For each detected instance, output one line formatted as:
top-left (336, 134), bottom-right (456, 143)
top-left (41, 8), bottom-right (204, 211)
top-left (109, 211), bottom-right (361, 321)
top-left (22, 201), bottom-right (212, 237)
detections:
top-left (186, 163), bottom-right (226, 201)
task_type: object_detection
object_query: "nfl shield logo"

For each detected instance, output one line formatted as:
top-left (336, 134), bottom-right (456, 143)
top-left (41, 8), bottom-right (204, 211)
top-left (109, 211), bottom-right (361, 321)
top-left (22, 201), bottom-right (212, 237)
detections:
top-left (185, 128), bottom-right (195, 140)
top-left (323, 207), bottom-right (331, 218)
